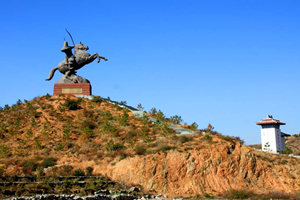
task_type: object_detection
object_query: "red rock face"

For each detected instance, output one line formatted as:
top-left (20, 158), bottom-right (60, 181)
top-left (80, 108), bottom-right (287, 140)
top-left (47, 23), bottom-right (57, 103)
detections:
top-left (53, 83), bottom-right (91, 95)
top-left (94, 143), bottom-right (300, 197)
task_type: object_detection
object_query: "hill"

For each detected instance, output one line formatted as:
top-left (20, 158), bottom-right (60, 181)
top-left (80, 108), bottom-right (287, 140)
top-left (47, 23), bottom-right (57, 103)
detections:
top-left (0, 95), bottom-right (299, 199)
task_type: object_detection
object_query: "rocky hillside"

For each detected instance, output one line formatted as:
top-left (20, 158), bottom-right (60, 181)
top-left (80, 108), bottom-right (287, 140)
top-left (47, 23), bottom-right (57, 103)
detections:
top-left (0, 95), bottom-right (299, 199)
top-left (286, 134), bottom-right (300, 155)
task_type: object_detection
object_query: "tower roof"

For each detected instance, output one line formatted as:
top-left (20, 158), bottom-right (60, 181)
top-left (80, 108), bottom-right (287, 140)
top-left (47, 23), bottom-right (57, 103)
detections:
top-left (256, 115), bottom-right (286, 125)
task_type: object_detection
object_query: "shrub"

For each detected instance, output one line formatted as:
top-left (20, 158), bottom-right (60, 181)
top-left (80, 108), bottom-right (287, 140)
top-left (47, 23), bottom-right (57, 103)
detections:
top-left (41, 157), bottom-right (57, 168)
top-left (222, 136), bottom-right (234, 142)
top-left (64, 99), bottom-right (81, 110)
top-left (190, 122), bottom-right (198, 130)
top-left (4, 104), bottom-right (10, 110)
top-left (206, 123), bottom-right (214, 132)
top-left (126, 130), bottom-right (138, 139)
top-left (82, 120), bottom-right (97, 130)
top-left (104, 111), bottom-right (114, 120)
top-left (16, 99), bottom-right (23, 105)
top-left (156, 110), bottom-right (165, 121)
top-left (157, 144), bottom-right (175, 152)
top-left (45, 93), bottom-right (51, 100)
top-left (102, 121), bottom-right (117, 134)
top-left (73, 169), bottom-right (85, 176)
top-left (202, 135), bottom-right (212, 142)
top-left (135, 145), bottom-right (147, 155)
top-left (22, 159), bottom-right (39, 174)
top-left (92, 96), bottom-right (102, 103)
top-left (106, 140), bottom-right (124, 152)
top-left (55, 165), bottom-right (73, 176)
top-left (85, 167), bottom-right (93, 176)
top-left (0, 144), bottom-right (10, 158)
top-left (119, 153), bottom-right (128, 160)
top-left (119, 101), bottom-right (127, 105)
top-left (280, 147), bottom-right (293, 154)
top-left (179, 135), bottom-right (193, 143)
top-left (225, 189), bottom-right (254, 199)
top-left (119, 110), bottom-right (129, 126)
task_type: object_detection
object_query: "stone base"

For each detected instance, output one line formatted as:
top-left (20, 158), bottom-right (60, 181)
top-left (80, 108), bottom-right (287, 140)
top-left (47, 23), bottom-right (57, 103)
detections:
top-left (53, 83), bottom-right (92, 96)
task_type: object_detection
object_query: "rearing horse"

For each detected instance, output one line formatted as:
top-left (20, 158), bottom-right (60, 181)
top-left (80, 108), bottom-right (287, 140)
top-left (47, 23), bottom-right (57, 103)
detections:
top-left (45, 42), bottom-right (108, 81)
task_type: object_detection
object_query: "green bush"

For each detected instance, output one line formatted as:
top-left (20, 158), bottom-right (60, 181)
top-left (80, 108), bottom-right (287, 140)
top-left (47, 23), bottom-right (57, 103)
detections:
top-left (280, 146), bottom-right (293, 154)
top-left (135, 145), bottom-right (147, 155)
top-left (22, 159), bottom-right (39, 174)
top-left (202, 135), bottom-right (212, 142)
top-left (86, 167), bottom-right (93, 176)
top-left (222, 136), bottom-right (234, 142)
top-left (64, 99), bottom-right (81, 110)
top-left (92, 96), bottom-right (102, 103)
top-left (102, 121), bottom-right (117, 134)
top-left (119, 110), bottom-right (129, 126)
top-left (225, 189), bottom-right (254, 199)
top-left (158, 145), bottom-right (174, 152)
top-left (190, 122), bottom-right (198, 130)
top-left (41, 157), bottom-right (57, 168)
top-left (45, 93), bottom-right (51, 99)
top-left (106, 140), bottom-right (124, 152)
top-left (73, 169), bottom-right (85, 176)
top-left (179, 135), bottom-right (193, 143)
top-left (0, 144), bottom-right (10, 158)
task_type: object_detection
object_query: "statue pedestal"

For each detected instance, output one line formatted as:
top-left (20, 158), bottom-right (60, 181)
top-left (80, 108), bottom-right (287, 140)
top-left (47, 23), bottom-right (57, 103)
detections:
top-left (53, 83), bottom-right (92, 96)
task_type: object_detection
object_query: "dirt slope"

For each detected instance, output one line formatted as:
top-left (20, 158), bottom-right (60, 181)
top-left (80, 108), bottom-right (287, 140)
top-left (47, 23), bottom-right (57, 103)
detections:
top-left (0, 95), bottom-right (299, 198)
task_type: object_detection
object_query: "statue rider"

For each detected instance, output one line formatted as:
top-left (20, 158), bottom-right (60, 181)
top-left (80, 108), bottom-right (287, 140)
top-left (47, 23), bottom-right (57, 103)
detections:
top-left (61, 41), bottom-right (76, 77)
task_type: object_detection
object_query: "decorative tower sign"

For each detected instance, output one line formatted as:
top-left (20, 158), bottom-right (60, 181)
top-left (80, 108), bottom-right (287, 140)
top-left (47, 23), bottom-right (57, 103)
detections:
top-left (256, 115), bottom-right (289, 153)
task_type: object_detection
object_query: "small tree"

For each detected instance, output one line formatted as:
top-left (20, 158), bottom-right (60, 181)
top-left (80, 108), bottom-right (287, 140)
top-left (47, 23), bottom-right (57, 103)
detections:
top-left (190, 122), bottom-right (198, 130)
top-left (150, 108), bottom-right (157, 115)
top-left (137, 103), bottom-right (144, 110)
top-left (170, 115), bottom-right (183, 124)
top-left (206, 123), bottom-right (214, 132)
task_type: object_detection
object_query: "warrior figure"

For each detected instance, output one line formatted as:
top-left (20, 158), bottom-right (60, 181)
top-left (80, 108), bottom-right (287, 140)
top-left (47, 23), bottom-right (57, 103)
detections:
top-left (61, 41), bottom-right (76, 77)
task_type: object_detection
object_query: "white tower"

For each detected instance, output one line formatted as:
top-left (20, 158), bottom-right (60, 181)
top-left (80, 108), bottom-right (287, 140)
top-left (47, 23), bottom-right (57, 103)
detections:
top-left (256, 115), bottom-right (287, 153)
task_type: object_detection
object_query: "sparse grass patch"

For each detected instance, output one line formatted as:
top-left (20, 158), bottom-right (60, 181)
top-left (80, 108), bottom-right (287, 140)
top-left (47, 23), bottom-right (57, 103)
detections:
top-left (202, 134), bottom-right (212, 142)
top-left (225, 189), bottom-right (254, 199)
top-left (0, 144), bottom-right (10, 158)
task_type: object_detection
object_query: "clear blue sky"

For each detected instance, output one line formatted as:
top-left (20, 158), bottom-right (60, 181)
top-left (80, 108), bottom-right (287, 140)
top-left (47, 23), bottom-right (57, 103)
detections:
top-left (1, 0), bottom-right (299, 144)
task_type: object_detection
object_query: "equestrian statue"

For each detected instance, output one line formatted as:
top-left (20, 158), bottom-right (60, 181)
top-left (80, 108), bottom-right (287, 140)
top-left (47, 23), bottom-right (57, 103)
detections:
top-left (46, 30), bottom-right (108, 83)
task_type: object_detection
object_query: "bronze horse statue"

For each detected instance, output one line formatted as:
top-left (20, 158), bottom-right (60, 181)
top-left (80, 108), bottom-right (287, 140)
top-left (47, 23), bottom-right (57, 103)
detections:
top-left (46, 42), bottom-right (107, 82)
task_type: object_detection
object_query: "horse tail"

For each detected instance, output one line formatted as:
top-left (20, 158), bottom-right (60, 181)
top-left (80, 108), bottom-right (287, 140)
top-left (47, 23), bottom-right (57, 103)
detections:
top-left (45, 67), bottom-right (58, 81)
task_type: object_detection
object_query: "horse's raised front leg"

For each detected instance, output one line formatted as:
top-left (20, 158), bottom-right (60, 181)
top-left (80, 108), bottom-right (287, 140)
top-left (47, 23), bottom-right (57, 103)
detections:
top-left (94, 53), bottom-right (108, 63)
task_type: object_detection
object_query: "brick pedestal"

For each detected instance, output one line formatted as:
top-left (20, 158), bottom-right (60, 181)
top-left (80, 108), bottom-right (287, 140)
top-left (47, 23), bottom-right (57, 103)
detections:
top-left (53, 83), bottom-right (92, 96)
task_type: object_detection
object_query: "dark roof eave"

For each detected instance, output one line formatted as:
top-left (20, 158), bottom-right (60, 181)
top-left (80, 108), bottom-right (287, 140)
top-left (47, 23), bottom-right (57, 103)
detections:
top-left (256, 122), bottom-right (286, 125)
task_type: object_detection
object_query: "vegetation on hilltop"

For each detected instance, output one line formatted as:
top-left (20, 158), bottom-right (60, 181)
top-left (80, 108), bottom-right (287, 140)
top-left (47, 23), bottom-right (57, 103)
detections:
top-left (0, 95), bottom-right (243, 177)
top-left (0, 95), bottom-right (299, 199)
